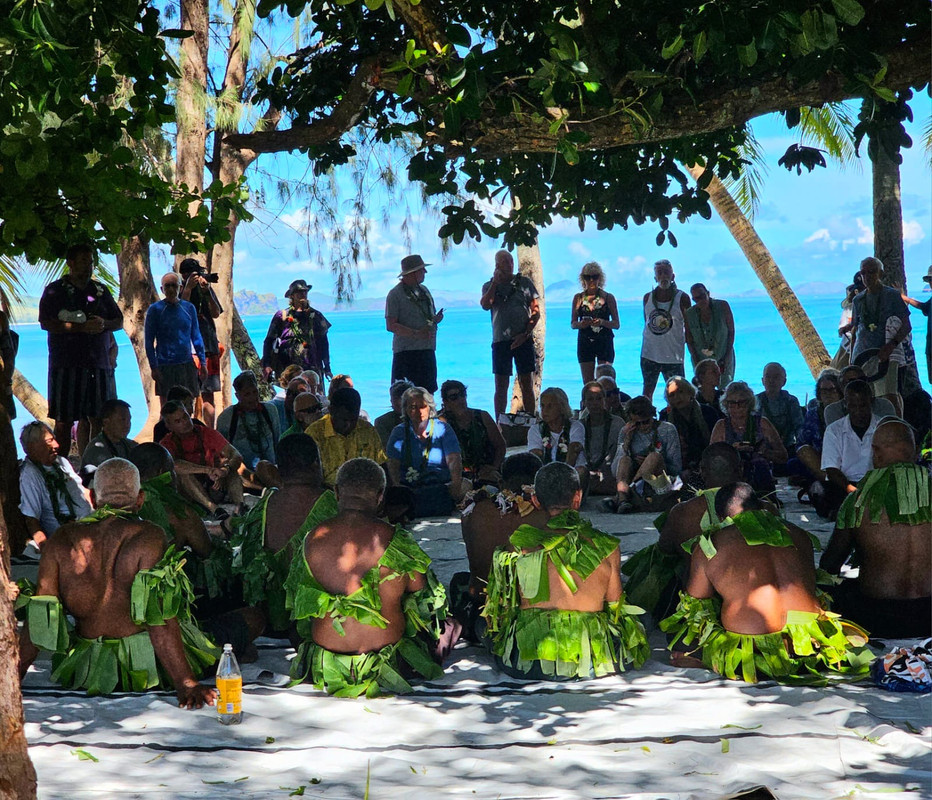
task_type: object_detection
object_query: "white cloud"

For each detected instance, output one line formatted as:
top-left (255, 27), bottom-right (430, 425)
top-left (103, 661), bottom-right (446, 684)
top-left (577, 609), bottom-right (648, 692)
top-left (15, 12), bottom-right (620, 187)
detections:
top-left (903, 219), bottom-right (925, 246)
top-left (614, 255), bottom-right (648, 276)
top-left (804, 228), bottom-right (832, 244)
top-left (568, 241), bottom-right (591, 259)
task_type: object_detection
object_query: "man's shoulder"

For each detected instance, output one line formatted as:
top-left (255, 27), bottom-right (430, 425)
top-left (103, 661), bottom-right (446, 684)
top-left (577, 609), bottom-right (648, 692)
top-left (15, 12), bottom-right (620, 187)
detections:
top-left (202, 426), bottom-right (229, 446)
top-left (306, 415), bottom-right (330, 437)
top-left (385, 283), bottom-right (404, 300)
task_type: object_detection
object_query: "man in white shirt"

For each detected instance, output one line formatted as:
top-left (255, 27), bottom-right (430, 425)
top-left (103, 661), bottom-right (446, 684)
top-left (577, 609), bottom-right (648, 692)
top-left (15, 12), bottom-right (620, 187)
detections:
top-left (819, 380), bottom-right (880, 519)
top-left (19, 421), bottom-right (92, 552)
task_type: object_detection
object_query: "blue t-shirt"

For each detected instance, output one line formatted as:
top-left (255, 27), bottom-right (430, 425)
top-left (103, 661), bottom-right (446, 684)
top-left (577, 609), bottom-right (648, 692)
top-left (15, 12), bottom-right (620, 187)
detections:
top-left (387, 419), bottom-right (461, 483)
top-left (144, 299), bottom-right (205, 368)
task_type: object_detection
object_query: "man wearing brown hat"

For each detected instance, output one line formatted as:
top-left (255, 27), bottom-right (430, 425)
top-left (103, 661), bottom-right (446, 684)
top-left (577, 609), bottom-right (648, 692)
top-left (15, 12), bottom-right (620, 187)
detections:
top-left (262, 279), bottom-right (332, 384)
top-left (385, 255), bottom-right (443, 393)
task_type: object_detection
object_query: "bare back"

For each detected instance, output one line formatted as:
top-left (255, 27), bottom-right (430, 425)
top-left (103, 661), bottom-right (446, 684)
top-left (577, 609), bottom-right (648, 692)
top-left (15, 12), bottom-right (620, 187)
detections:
top-left (266, 485), bottom-right (325, 554)
top-left (304, 511), bottom-right (420, 654)
top-left (522, 528), bottom-right (621, 614)
top-left (692, 524), bottom-right (820, 634)
top-left (855, 513), bottom-right (931, 599)
top-left (44, 517), bottom-right (167, 640)
top-left (658, 495), bottom-right (707, 556)
top-left (461, 499), bottom-right (549, 590)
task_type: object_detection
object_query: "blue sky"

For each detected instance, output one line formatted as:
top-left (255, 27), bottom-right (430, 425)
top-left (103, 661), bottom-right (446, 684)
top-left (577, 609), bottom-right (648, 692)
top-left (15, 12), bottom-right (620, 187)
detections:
top-left (75, 95), bottom-right (929, 306)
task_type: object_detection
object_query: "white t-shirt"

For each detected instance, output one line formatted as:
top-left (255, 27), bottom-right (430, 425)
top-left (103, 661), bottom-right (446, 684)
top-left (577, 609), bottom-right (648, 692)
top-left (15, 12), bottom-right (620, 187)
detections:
top-left (820, 414), bottom-right (880, 483)
top-left (527, 419), bottom-right (587, 466)
top-left (19, 457), bottom-right (92, 534)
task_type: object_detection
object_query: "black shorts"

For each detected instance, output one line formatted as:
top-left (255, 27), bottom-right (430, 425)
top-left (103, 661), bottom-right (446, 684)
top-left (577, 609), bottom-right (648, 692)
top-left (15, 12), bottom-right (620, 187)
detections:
top-left (155, 361), bottom-right (200, 399)
top-left (48, 366), bottom-right (116, 423)
top-left (577, 329), bottom-right (614, 364)
top-left (492, 338), bottom-right (535, 377)
top-left (391, 349), bottom-right (437, 393)
top-left (829, 580), bottom-right (931, 639)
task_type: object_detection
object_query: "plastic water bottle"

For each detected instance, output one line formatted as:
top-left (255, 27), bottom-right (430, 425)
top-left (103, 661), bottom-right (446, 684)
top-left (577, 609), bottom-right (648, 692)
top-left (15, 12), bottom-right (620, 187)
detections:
top-left (216, 643), bottom-right (242, 725)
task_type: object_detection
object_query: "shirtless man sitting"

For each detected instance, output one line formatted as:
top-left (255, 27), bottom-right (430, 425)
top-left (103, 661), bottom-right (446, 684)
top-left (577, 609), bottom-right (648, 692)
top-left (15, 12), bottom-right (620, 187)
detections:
top-left (622, 442), bottom-right (744, 618)
top-left (158, 400), bottom-right (244, 519)
top-left (661, 482), bottom-right (872, 683)
top-left (482, 462), bottom-right (649, 680)
top-left (231, 433), bottom-right (335, 636)
top-left (820, 419), bottom-right (931, 638)
top-left (451, 453), bottom-right (547, 641)
top-left (18, 458), bottom-right (218, 707)
top-left (284, 457), bottom-right (451, 697)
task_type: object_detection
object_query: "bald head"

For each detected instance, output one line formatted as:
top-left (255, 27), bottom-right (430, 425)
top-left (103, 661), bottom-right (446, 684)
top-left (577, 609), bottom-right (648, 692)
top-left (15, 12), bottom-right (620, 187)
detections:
top-left (871, 419), bottom-right (916, 468)
top-left (714, 482), bottom-right (762, 519)
top-left (129, 443), bottom-right (175, 482)
top-left (92, 458), bottom-right (142, 510)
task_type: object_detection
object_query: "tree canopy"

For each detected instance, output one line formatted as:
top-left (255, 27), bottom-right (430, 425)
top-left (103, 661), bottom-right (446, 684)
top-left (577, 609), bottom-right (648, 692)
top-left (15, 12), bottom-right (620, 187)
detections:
top-left (0, 0), bottom-right (244, 261)
top-left (229, 0), bottom-right (929, 246)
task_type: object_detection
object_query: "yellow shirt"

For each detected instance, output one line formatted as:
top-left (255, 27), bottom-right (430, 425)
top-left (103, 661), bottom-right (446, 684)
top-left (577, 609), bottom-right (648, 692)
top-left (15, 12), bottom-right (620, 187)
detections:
top-left (306, 415), bottom-right (387, 486)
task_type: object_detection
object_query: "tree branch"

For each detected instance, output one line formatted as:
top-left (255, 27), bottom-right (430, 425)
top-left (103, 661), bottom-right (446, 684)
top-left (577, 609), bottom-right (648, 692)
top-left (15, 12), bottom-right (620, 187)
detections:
top-left (224, 59), bottom-right (380, 155)
top-left (393, 0), bottom-right (449, 52)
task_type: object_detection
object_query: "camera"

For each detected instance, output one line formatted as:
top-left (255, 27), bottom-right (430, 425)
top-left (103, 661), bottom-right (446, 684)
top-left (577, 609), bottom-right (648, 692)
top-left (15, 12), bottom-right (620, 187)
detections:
top-left (203, 272), bottom-right (219, 283)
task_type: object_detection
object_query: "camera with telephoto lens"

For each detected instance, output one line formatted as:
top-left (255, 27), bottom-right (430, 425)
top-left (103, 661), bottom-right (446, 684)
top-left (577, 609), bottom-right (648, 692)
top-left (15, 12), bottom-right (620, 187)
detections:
top-left (203, 272), bottom-right (219, 283)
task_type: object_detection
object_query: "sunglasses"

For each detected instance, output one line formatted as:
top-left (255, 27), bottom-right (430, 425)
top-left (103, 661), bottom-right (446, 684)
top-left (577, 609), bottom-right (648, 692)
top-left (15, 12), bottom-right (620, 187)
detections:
top-left (582, 275), bottom-right (599, 281)
top-left (725, 399), bottom-right (749, 407)
top-left (444, 391), bottom-right (465, 401)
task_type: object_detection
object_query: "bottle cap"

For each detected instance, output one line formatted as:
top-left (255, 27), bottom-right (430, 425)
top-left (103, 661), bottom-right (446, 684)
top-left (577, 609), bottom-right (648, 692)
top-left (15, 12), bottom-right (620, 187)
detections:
top-left (222, 643), bottom-right (233, 651)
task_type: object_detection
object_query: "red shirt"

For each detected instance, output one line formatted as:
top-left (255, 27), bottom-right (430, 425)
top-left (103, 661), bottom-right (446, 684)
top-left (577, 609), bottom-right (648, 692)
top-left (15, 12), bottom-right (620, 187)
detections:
top-left (160, 426), bottom-right (229, 467)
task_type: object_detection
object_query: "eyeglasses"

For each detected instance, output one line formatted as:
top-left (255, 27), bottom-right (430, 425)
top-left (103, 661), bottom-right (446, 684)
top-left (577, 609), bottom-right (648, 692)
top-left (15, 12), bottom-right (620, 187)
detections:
top-left (725, 399), bottom-right (749, 407)
top-left (296, 405), bottom-right (321, 415)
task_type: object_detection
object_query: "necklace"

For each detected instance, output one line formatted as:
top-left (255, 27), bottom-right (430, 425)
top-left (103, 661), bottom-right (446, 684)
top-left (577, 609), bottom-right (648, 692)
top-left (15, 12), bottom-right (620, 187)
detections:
top-left (402, 283), bottom-right (435, 326)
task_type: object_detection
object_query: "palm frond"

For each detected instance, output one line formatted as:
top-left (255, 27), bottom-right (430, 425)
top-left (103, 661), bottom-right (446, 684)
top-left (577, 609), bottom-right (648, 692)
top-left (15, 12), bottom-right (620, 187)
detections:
top-left (721, 130), bottom-right (768, 219)
top-left (922, 116), bottom-right (932, 169)
top-left (798, 104), bottom-right (860, 171)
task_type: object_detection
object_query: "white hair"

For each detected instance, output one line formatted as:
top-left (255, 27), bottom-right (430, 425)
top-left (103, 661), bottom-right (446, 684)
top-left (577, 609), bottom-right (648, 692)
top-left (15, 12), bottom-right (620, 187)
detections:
top-left (20, 421), bottom-right (52, 449)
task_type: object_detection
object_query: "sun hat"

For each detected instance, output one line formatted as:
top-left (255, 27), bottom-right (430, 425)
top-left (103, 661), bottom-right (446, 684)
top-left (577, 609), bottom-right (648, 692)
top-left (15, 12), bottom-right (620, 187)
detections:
top-left (399, 254), bottom-right (430, 276)
top-left (285, 279), bottom-right (311, 298)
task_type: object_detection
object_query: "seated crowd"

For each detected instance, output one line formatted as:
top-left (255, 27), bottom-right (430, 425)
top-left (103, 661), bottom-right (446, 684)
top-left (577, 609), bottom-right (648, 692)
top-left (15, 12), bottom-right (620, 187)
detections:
top-left (15, 346), bottom-right (931, 707)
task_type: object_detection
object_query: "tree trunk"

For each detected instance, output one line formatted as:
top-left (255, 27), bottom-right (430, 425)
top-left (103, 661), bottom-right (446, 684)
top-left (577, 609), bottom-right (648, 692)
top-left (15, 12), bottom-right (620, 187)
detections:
top-left (687, 164), bottom-right (830, 378)
top-left (510, 240), bottom-right (546, 412)
top-left (871, 141), bottom-right (907, 292)
top-left (0, 418), bottom-right (38, 799)
top-left (174, 0), bottom-right (209, 255)
top-left (11, 370), bottom-right (52, 426)
top-left (230, 305), bottom-right (273, 401)
top-left (115, 236), bottom-right (161, 441)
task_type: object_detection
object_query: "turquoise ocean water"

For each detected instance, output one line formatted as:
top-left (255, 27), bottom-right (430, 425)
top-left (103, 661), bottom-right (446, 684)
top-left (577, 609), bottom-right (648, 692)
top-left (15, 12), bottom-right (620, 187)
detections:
top-left (9, 296), bottom-right (929, 449)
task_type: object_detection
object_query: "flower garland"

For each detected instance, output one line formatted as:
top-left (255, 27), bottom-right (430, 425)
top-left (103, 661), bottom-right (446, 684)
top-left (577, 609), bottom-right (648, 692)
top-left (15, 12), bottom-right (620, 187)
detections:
top-left (539, 420), bottom-right (572, 463)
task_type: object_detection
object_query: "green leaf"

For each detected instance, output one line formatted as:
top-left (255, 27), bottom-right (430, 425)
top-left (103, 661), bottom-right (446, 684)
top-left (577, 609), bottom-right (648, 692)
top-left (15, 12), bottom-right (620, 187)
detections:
top-left (736, 41), bottom-right (757, 67)
top-left (693, 30), bottom-right (708, 63)
top-left (720, 738), bottom-right (730, 753)
top-left (289, 788), bottom-right (306, 797)
top-left (71, 749), bottom-right (99, 762)
top-left (831, 0), bottom-right (864, 25)
top-left (661, 35), bottom-right (684, 60)
top-left (363, 0), bottom-right (384, 10)
top-left (446, 24), bottom-right (471, 47)
top-left (160, 28), bottom-right (194, 39)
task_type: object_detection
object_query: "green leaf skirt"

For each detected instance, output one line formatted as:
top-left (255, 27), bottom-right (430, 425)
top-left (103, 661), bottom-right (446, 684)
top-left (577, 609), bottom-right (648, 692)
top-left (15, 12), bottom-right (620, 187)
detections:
top-left (660, 592), bottom-right (874, 684)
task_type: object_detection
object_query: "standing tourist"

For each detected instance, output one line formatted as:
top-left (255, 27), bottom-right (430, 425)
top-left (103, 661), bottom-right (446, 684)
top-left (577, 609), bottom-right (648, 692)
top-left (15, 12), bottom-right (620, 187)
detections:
top-left (1, 289), bottom-right (16, 421)
top-left (179, 258), bottom-right (223, 427)
top-left (684, 283), bottom-right (735, 386)
top-left (850, 257), bottom-right (911, 416)
top-left (640, 259), bottom-right (690, 401)
top-left (144, 272), bottom-right (205, 404)
top-left (900, 266), bottom-right (932, 385)
top-left (385, 255), bottom-right (443, 393)
top-left (39, 244), bottom-right (123, 456)
top-left (571, 262), bottom-right (619, 384)
top-left (262, 279), bottom-right (332, 385)
top-left (480, 250), bottom-right (540, 418)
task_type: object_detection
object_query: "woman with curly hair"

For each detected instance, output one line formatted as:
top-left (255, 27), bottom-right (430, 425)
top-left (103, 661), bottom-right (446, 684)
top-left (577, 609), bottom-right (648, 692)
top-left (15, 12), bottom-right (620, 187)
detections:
top-left (571, 262), bottom-right (620, 384)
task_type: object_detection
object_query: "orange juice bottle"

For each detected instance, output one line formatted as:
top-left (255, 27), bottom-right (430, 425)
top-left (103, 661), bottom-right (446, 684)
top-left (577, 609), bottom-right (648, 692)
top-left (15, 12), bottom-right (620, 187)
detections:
top-left (216, 643), bottom-right (242, 725)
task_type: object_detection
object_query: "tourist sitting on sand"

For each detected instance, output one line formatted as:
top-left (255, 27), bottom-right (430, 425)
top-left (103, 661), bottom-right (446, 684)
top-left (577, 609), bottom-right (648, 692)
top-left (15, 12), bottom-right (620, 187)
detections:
top-left (152, 384), bottom-right (205, 443)
top-left (231, 433), bottom-right (337, 636)
top-left (374, 380), bottom-right (413, 450)
top-left (18, 458), bottom-right (218, 707)
top-left (820, 419), bottom-right (931, 639)
top-left (386, 386), bottom-right (465, 517)
top-left (439, 379), bottom-right (506, 488)
top-left (578, 381), bottom-right (624, 495)
top-left (793, 371), bottom-right (844, 487)
top-left (659, 377), bottom-right (718, 486)
top-left (756, 362), bottom-right (804, 458)
top-left (159, 400), bottom-right (244, 520)
top-left (307, 387), bottom-right (385, 488)
top-left (823, 365), bottom-right (896, 427)
top-left (80, 398), bottom-right (137, 484)
top-left (596, 375), bottom-right (631, 418)
top-left (710, 381), bottom-right (787, 497)
top-left (280, 391), bottom-right (324, 439)
top-left (660, 482), bottom-right (873, 683)
top-left (284, 458), bottom-right (453, 697)
top-left (483, 462), bottom-right (649, 680)
top-left (19, 421), bottom-right (92, 552)
top-left (606, 395), bottom-right (681, 514)
top-left (274, 375), bottom-right (312, 433)
top-left (216, 371), bottom-right (281, 490)
top-left (622, 443), bottom-right (744, 619)
top-left (815, 380), bottom-right (881, 520)
top-left (527, 386), bottom-right (588, 493)
top-left (692, 358), bottom-right (725, 418)
top-left (451, 453), bottom-right (548, 642)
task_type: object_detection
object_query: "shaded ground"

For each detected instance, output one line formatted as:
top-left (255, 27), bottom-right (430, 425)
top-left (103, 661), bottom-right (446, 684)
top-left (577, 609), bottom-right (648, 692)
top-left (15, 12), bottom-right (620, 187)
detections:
top-left (17, 485), bottom-right (931, 799)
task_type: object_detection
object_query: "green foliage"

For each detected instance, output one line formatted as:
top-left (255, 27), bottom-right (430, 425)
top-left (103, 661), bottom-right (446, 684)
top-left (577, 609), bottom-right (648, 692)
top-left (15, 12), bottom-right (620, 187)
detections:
top-left (253, 0), bottom-right (927, 246)
top-left (0, 0), bottom-right (246, 262)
